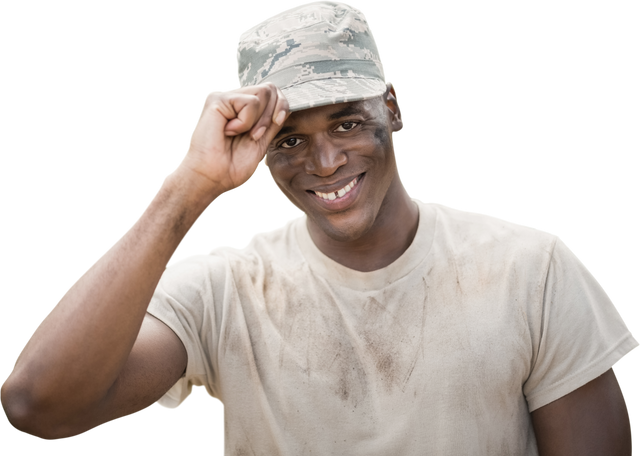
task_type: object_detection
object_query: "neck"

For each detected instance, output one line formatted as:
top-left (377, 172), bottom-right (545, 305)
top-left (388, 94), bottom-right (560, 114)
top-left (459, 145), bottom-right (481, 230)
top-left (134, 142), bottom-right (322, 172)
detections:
top-left (306, 179), bottom-right (419, 272)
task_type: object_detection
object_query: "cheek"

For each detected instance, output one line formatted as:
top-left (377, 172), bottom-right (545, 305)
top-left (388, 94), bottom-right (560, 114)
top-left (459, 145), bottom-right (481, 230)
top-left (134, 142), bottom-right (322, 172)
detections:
top-left (268, 159), bottom-right (301, 196)
top-left (368, 131), bottom-right (396, 190)
top-left (373, 126), bottom-right (391, 148)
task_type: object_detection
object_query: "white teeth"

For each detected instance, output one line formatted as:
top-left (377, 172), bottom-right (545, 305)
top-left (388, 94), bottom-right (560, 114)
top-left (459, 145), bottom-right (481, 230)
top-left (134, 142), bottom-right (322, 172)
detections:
top-left (314, 175), bottom-right (359, 201)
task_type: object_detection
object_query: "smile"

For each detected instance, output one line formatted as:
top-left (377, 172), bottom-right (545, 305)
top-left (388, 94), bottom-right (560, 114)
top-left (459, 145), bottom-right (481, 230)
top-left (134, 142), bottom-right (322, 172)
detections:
top-left (313, 175), bottom-right (360, 201)
top-left (307, 173), bottom-right (365, 211)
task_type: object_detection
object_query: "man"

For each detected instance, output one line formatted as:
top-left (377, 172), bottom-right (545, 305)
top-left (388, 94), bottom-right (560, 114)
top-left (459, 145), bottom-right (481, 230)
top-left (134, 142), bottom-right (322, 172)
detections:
top-left (2, 2), bottom-right (636, 454)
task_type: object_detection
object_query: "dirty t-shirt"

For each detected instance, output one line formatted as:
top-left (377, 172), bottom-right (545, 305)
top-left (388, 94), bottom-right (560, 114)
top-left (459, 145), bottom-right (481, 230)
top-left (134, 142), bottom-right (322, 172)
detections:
top-left (147, 202), bottom-right (637, 455)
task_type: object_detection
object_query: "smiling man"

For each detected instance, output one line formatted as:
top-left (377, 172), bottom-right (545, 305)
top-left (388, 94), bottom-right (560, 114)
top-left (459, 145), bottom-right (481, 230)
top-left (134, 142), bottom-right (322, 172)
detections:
top-left (2, 2), bottom-right (637, 455)
top-left (268, 97), bottom-right (415, 271)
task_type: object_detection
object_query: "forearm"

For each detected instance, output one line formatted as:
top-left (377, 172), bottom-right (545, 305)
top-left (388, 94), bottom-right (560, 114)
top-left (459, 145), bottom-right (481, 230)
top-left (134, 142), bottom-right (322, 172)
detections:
top-left (2, 167), bottom-right (220, 432)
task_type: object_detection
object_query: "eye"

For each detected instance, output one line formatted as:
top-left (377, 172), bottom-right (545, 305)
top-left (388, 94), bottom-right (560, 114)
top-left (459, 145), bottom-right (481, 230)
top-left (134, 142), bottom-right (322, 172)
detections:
top-left (279, 122), bottom-right (360, 149)
top-left (335, 121), bottom-right (359, 132)
top-left (279, 137), bottom-right (303, 149)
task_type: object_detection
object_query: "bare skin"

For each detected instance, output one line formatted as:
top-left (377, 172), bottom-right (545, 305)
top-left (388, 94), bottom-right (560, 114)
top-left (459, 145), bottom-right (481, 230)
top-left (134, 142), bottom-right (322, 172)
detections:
top-left (532, 369), bottom-right (631, 455)
top-left (266, 86), bottom-right (418, 271)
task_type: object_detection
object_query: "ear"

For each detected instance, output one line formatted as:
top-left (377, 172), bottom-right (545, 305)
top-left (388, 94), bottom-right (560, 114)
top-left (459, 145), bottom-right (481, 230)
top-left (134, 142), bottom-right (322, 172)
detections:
top-left (384, 83), bottom-right (403, 132)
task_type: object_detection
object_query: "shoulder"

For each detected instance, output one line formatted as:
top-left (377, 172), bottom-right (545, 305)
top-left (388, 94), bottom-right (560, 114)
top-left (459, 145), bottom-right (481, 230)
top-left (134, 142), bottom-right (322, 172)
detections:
top-left (168, 216), bottom-right (304, 272)
top-left (425, 202), bottom-right (558, 255)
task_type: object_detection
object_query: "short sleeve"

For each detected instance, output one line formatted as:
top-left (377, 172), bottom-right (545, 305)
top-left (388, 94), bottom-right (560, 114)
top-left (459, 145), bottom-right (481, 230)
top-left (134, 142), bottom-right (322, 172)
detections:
top-left (147, 255), bottom-right (224, 407)
top-left (524, 238), bottom-right (638, 411)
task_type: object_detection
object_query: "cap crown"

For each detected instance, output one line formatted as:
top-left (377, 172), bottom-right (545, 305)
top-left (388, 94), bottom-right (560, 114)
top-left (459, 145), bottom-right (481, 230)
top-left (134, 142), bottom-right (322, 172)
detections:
top-left (237, 2), bottom-right (386, 111)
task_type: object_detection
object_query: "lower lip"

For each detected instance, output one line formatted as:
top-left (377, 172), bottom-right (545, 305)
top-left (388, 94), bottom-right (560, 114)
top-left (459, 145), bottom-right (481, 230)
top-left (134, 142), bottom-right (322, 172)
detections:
top-left (309, 173), bottom-right (365, 211)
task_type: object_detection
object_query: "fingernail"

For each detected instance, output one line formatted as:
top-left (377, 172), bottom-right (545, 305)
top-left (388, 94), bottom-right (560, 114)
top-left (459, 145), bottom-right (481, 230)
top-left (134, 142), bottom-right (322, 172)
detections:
top-left (252, 126), bottom-right (267, 141)
top-left (275, 110), bottom-right (286, 126)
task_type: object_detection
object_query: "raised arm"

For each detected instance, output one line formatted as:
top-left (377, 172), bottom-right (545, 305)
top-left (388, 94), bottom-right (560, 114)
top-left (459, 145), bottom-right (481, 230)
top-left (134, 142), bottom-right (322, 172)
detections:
top-left (1, 83), bottom-right (289, 439)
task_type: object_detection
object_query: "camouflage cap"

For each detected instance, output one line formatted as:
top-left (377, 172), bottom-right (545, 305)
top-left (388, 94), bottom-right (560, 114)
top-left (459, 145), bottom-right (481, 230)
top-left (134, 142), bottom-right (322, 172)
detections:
top-left (237, 1), bottom-right (386, 112)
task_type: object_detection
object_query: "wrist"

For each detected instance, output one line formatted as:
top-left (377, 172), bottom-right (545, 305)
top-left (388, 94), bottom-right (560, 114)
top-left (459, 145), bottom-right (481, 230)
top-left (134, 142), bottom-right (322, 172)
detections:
top-left (162, 166), bottom-right (224, 214)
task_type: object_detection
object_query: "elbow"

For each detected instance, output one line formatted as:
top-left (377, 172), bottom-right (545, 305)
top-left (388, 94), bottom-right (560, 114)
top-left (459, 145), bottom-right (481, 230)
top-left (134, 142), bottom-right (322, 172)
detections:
top-left (5, 411), bottom-right (88, 441)
top-left (2, 393), bottom-right (44, 438)
top-left (0, 382), bottom-right (61, 443)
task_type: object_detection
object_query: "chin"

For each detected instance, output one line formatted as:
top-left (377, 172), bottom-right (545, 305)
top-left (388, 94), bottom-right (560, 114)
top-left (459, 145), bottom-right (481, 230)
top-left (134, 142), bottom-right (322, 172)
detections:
top-left (308, 206), bottom-right (378, 243)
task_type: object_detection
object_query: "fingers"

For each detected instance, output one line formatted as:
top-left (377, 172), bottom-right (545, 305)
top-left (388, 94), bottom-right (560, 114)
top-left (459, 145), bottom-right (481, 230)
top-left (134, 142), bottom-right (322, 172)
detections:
top-left (248, 85), bottom-right (277, 140)
top-left (219, 94), bottom-right (263, 135)
top-left (240, 82), bottom-right (289, 141)
top-left (221, 83), bottom-right (289, 141)
top-left (272, 86), bottom-right (290, 127)
top-left (262, 86), bottom-right (291, 142)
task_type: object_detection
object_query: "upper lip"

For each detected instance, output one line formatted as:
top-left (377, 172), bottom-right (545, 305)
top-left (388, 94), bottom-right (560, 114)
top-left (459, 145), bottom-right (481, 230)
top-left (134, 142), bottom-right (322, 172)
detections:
top-left (306, 173), bottom-right (363, 193)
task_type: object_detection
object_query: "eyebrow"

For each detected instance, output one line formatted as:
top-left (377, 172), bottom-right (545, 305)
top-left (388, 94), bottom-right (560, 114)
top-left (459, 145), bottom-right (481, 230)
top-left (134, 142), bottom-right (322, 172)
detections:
top-left (327, 105), bottom-right (365, 120)
top-left (272, 104), bottom-right (366, 141)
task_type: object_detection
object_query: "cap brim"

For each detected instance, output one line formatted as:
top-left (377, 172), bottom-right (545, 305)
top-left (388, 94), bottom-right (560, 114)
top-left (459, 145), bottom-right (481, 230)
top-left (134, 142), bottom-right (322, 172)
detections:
top-left (282, 78), bottom-right (387, 112)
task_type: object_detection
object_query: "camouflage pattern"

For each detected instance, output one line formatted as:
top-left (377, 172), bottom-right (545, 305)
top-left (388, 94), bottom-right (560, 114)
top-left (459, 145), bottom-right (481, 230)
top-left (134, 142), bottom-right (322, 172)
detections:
top-left (237, 2), bottom-right (386, 112)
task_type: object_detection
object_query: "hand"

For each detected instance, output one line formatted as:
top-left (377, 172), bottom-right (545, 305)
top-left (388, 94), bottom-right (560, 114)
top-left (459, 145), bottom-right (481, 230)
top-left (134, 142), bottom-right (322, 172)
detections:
top-left (180, 83), bottom-right (289, 197)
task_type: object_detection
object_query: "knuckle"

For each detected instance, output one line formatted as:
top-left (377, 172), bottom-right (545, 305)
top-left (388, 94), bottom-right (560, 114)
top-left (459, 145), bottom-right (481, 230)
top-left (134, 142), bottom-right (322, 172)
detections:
top-left (206, 91), bottom-right (221, 99)
top-left (247, 94), bottom-right (261, 106)
top-left (257, 84), bottom-right (273, 98)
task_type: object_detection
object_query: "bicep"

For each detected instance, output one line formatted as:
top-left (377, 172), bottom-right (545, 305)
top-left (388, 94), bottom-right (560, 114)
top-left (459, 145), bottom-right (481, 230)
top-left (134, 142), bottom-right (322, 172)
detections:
top-left (92, 313), bottom-right (187, 425)
top-left (531, 369), bottom-right (631, 456)
top-left (105, 313), bottom-right (187, 416)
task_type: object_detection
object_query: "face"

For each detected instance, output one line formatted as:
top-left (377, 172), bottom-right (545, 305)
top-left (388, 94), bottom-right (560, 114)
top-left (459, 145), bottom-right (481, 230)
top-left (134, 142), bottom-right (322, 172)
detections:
top-left (266, 91), bottom-right (403, 243)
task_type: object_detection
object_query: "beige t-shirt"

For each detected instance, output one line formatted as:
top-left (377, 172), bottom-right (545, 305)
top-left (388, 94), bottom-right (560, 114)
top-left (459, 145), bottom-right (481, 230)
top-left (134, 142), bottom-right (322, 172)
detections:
top-left (148, 202), bottom-right (637, 455)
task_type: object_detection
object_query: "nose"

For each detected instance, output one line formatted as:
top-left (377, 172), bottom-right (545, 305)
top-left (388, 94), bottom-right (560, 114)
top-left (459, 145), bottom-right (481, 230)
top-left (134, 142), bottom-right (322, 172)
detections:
top-left (304, 136), bottom-right (347, 176)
